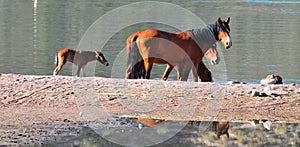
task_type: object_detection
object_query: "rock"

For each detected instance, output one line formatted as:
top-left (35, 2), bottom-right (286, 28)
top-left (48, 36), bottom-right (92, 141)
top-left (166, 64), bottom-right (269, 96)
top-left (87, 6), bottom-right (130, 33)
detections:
top-left (250, 120), bottom-right (260, 126)
top-left (260, 74), bottom-right (283, 84)
top-left (251, 89), bottom-right (260, 97)
top-left (138, 123), bottom-right (144, 129)
top-left (263, 85), bottom-right (273, 96)
top-left (227, 81), bottom-right (246, 84)
top-left (259, 92), bottom-right (268, 97)
top-left (262, 120), bottom-right (272, 130)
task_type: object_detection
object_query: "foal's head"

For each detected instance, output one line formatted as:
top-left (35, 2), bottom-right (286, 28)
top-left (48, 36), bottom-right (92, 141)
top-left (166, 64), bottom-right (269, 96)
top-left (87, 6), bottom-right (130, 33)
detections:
top-left (95, 51), bottom-right (109, 66)
top-left (217, 17), bottom-right (232, 49)
top-left (205, 44), bottom-right (220, 65)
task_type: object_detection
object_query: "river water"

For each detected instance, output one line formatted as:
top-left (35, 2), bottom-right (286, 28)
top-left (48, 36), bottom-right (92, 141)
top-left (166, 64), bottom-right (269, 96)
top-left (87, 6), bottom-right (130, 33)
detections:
top-left (0, 1), bottom-right (299, 146)
top-left (0, 0), bottom-right (299, 83)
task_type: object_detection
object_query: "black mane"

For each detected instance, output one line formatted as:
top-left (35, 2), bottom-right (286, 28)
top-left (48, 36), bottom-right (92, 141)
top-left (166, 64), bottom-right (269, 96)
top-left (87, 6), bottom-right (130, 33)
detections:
top-left (189, 23), bottom-right (218, 51)
top-left (207, 22), bottom-right (219, 41)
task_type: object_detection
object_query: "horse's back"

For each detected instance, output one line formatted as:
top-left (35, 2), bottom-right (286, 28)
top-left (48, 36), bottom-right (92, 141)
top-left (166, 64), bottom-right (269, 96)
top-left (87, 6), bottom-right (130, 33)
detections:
top-left (57, 48), bottom-right (78, 63)
top-left (57, 48), bottom-right (77, 56)
top-left (129, 28), bottom-right (202, 63)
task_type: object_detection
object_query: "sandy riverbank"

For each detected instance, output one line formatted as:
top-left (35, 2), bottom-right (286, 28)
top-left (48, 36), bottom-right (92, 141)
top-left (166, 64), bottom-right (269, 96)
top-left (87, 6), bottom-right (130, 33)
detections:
top-left (0, 73), bottom-right (299, 145)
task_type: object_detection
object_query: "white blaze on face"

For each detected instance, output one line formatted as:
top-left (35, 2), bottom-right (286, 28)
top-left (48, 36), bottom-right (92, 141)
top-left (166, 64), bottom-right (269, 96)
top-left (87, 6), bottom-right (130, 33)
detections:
top-left (226, 35), bottom-right (232, 48)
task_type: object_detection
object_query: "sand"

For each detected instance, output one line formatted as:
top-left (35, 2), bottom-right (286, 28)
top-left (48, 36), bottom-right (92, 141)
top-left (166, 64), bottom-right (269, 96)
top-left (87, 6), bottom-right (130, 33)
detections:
top-left (0, 73), bottom-right (299, 145)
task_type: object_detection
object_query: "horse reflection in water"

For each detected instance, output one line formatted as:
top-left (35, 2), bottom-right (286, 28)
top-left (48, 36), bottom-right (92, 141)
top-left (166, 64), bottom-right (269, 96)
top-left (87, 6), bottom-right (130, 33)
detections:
top-left (126, 17), bottom-right (231, 81)
top-left (136, 117), bottom-right (230, 139)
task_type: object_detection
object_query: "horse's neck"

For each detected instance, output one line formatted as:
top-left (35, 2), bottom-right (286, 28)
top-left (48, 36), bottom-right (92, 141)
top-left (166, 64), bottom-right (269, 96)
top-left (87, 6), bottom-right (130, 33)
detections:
top-left (81, 51), bottom-right (97, 61)
top-left (190, 26), bottom-right (217, 53)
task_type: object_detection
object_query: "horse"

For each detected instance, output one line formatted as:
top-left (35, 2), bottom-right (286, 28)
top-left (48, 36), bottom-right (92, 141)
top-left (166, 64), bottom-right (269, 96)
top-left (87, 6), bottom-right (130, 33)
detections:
top-left (126, 37), bottom-right (218, 82)
top-left (53, 48), bottom-right (109, 76)
top-left (126, 17), bottom-right (231, 81)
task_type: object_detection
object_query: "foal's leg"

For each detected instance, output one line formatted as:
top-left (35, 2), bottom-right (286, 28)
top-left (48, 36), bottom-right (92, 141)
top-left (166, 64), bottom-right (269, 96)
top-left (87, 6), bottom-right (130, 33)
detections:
top-left (161, 64), bottom-right (174, 81)
top-left (81, 64), bottom-right (87, 77)
top-left (53, 56), bottom-right (66, 76)
top-left (76, 65), bottom-right (82, 77)
top-left (143, 58), bottom-right (154, 79)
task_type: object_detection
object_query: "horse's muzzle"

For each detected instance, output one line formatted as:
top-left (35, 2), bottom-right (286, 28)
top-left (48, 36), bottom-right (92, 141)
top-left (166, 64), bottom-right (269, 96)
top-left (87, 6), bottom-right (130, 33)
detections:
top-left (105, 62), bottom-right (109, 66)
top-left (225, 42), bottom-right (232, 49)
top-left (210, 58), bottom-right (220, 65)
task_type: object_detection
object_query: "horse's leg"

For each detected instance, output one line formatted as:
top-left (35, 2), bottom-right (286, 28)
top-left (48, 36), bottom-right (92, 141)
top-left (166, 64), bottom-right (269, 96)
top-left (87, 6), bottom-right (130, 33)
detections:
top-left (197, 61), bottom-right (212, 82)
top-left (191, 62), bottom-right (199, 82)
top-left (53, 56), bottom-right (66, 76)
top-left (182, 65), bottom-right (191, 81)
top-left (133, 60), bottom-right (143, 79)
top-left (138, 60), bottom-right (146, 79)
top-left (143, 58), bottom-right (154, 79)
top-left (81, 64), bottom-right (86, 77)
top-left (76, 65), bottom-right (82, 77)
top-left (176, 64), bottom-right (190, 81)
top-left (161, 64), bottom-right (174, 81)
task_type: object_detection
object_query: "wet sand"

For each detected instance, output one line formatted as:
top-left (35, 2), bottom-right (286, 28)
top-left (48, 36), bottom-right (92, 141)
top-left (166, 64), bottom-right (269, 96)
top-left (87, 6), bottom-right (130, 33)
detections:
top-left (0, 73), bottom-right (299, 145)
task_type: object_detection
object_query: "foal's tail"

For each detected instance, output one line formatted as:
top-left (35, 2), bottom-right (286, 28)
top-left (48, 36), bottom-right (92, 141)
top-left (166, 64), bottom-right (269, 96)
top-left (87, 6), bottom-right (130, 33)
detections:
top-left (54, 52), bottom-right (58, 67)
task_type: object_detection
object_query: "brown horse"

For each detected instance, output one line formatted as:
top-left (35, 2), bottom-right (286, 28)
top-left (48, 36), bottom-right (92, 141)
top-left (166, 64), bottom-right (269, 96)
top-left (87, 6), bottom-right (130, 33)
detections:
top-left (126, 17), bottom-right (231, 81)
top-left (53, 48), bottom-right (109, 76)
top-left (126, 31), bottom-right (219, 82)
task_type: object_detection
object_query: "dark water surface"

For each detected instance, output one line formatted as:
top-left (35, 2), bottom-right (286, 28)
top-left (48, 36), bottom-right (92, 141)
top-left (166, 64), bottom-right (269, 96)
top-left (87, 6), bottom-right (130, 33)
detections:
top-left (0, 0), bottom-right (299, 83)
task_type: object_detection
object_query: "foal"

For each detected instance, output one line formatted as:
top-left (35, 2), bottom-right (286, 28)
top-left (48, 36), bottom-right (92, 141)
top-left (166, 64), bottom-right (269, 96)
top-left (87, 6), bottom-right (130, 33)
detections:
top-left (53, 48), bottom-right (109, 76)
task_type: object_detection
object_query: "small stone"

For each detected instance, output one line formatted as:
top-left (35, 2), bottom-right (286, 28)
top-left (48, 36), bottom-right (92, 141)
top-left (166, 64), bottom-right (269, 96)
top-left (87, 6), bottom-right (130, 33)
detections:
top-left (260, 92), bottom-right (268, 97)
top-left (251, 89), bottom-right (259, 97)
top-left (262, 120), bottom-right (272, 130)
top-left (227, 81), bottom-right (246, 84)
top-left (63, 119), bottom-right (71, 123)
top-left (138, 123), bottom-right (144, 129)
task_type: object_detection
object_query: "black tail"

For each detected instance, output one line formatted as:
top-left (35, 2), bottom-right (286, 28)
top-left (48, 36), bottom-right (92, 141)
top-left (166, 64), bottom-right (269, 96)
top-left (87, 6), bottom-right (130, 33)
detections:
top-left (130, 35), bottom-right (145, 79)
top-left (54, 52), bottom-right (58, 67)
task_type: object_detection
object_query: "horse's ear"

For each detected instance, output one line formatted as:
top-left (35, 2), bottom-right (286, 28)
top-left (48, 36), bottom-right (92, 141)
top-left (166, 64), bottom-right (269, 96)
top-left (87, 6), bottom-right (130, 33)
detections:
top-left (226, 17), bottom-right (230, 24)
top-left (217, 17), bottom-right (222, 26)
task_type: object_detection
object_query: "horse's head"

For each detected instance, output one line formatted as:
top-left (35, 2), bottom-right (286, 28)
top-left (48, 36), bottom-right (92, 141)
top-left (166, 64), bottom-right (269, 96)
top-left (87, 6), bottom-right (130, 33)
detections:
top-left (205, 44), bottom-right (220, 65)
top-left (95, 51), bottom-right (109, 66)
top-left (217, 17), bottom-right (232, 49)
